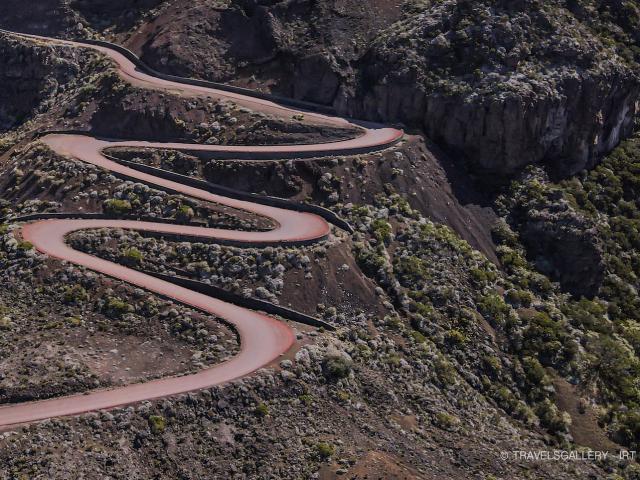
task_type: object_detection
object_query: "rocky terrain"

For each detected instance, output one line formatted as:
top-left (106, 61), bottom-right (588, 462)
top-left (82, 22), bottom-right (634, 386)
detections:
top-left (119, 0), bottom-right (640, 176)
top-left (0, 33), bottom-right (83, 134)
top-left (351, 0), bottom-right (640, 175)
top-left (0, 2), bottom-right (640, 480)
top-left (3, 1), bottom-right (638, 175)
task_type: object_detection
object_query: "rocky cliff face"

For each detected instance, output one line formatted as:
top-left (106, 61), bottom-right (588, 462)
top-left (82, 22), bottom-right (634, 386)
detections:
top-left (0, 0), bottom-right (71, 35)
top-left (348, 60), bottom-right (639, 177)
top-left (345, 0), bottom-right (640, 176)
top-left (126, 0), bottom-right (401, 104)
top-left (1, 0), bottom-right (638, 176)
top-left (124, 0), bottom-right (640, 177)
top-left (0, 0), bottom-right (164, 37)
top-left (0, 34), bottom-right (80, 132)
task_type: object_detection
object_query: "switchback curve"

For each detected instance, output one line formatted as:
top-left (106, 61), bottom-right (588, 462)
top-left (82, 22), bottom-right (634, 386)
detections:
top-left (0, 31), bottom-right (403, 428)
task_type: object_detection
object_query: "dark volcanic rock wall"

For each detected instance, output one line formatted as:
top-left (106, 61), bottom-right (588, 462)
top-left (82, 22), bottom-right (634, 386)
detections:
top-left (127, 0), bottom-right (402, 104)
top-left (2, 0), bottom-right (639, 177)
top-left (0, 35), bottom-right (80, 132)
top-left (345, 0), bottom-right (640, 176)
top-left (71, 0), bottom-right (165, 32)
top-left (0, 0), bottom-right (164, 36)
top-left (127, 0), bottom-right (640, 177)
top-left (349, 60), bottom-right (640, 176)
top-left (0, 0), bottom-right (71, 35)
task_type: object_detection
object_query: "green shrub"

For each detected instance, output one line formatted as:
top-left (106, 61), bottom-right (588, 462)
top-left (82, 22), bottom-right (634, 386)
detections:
top-left (612, 409), bottom-right (640, 451)
top-left (371, 218), bottom-right (392, 244)
top-left (529, 272), bottom-right (553, 294)
top-left (121, 247), bottom-right (143, 266)
top-left (77, 83), bottom-right (98, 101)
top-left (104, 296), bottom-right (132, 318)
top-left (482, 355), bottom-right (502, 375)
top-left (469, 267), bottom-right (497, 284)
top-left (520, 311), bottom-right (571, 366)
top-left (0, 136), bottom-right (15, 155)
top-left (505, 289), bottom-right (533, 307)
top-left (176, 205), bottom-right (194, 222)
top-left (103, 199), bottom-right (132, 216)
top-left (622, 321), bottom-right (640, 355)
top-left (434, 412), bottom-right (460, 429)
top-left (254, 403), bottom-right (269, 417)
top-left (587, 335), bottom-right (640, 403)
top-left (477, 293), bottom-right (510, 326)
top-left (355, 245), bottom-right (388, 278)
top-left (410, 330), bottom-right (426, 343)
top-left (494, 386), bottom-right (517, 410)
top-left (434, 354), bottom-right (457, 386)
top-left (335, 390), bottom-right (350, 402)
top-left (522, 356), bottom-right (547, 387)
top-left (498, 247), bottom-right (528, 270)
top-left (315, 442), bottom-right (335, 460)
top-left (411, 300), bottom-right (435, 318)
top-left (394, 255), bottom-right (430, 288)
top-left (561, 298), bottom-right (609, 333)
top-left (322, 352), bottom-right (352, 380)
top-left (65, 316), bottom-right (82, 327)
top-left (17, 241), bottom-right (33, 251)
top-left (534, 399), bottom-right (569, 434)
top-left (384, 314), bottom-right (403, 330)
top-left (148, 415), bottom-right (166, 434)
top-left (385, 353), bottom-right (402, 366)
top-left (444, 329), bottom-right (467, 346)
top-left (63, 285), bottom-right (89, 304)
top-left (491, 220), bottom-right (519, 247)
top-left (0, 316), bottom-right (13, 330)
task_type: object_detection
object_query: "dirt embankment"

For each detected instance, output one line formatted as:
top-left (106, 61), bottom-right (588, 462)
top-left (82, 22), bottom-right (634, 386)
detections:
top-left (112, 136), bottom-right (499, 264)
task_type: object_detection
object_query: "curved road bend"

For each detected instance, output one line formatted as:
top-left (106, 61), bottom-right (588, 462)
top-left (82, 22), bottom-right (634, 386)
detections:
top-left (0, 31), bottom-right (403, 427)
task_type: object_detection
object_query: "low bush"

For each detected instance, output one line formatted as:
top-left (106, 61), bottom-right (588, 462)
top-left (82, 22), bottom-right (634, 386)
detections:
top-left (148, 415), bottom-right (166, 434)
top-left (315, 442), bottom-right (335, 460)
top-left (103, 198), bottom-right (132, 216)
top-left (322, 352), bottom-right (352, 380)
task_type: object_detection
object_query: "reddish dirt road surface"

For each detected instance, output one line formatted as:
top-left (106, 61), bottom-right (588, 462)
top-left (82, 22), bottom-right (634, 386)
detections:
top-left (0, 31), bottom-right (403, 428)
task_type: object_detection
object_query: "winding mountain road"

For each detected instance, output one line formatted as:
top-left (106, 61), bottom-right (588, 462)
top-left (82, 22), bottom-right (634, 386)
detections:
top-left (0, 31), bottom-right (403, 428)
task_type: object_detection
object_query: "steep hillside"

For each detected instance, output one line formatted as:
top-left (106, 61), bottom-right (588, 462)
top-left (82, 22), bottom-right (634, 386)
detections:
top-left (3, 0), bottom-right (637, 176)
top-left (496, 135), bottom-right (640, 449)
top-left (354, 0), bottom-right (640, 175)
top-left (0, 34), bottom-right (82, 133)
top-left (0, 0), bottom-right (165, 36)
top-left (120, 0), bottom-right (640, 176)
top-left (1, 3), bottom-right (640, 479)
